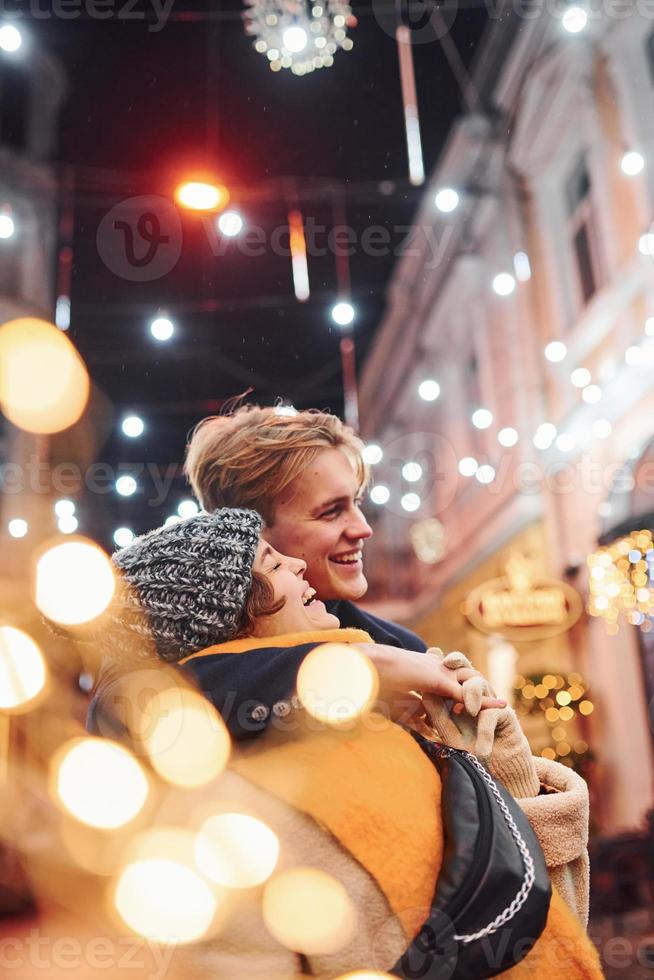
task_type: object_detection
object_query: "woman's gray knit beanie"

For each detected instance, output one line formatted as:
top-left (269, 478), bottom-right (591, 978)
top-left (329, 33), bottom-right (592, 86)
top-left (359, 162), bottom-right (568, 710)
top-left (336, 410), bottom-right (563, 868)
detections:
top-left (109, 507), bottom-right (263, 661)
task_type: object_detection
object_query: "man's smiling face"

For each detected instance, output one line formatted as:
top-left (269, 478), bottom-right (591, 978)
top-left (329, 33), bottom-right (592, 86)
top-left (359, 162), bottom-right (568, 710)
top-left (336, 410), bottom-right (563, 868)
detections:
top-left (263, 448), bottom-right (373, 602)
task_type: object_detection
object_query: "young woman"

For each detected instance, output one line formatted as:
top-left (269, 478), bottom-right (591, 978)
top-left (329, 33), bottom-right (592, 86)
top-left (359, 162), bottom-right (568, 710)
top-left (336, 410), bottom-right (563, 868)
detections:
top-left (88, 509), bottom-right (600, 980)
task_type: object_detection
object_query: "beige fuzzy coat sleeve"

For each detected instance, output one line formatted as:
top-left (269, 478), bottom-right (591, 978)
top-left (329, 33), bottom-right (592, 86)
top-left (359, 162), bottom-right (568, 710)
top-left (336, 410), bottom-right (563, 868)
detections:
top-left (517, 757), bottom-right (590, 926)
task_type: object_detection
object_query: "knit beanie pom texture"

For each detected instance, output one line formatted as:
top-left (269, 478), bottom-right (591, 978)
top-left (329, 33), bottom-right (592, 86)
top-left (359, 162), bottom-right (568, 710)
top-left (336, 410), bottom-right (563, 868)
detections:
top-left (110, 508), bottom-right (263, 661)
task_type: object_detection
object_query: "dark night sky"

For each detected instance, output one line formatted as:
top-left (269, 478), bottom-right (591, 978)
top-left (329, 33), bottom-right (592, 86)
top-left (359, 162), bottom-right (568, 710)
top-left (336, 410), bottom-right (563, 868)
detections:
top-left (27, 0), bottom-right (488, 545)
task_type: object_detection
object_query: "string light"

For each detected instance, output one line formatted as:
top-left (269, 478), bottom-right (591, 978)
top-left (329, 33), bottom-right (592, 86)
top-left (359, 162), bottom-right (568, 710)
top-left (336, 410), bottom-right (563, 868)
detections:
top-left (458, 457), bottom-right (478, 477)
top-left (54, 499), bottom-right (75, 519)
top-left (555, 432), bottom-right (575, 452)
top-left (7, 518), bottom-right (28, 538)
top-left (582, 384), bottom-right (602, 404)
top-left (262, 867), bottom-right (357, 954)
top-left (113, 829), bottom-right (218, 945)
top-left (401, 492), bottom-right (420, 512)
top-left (122, 415), bottom-right (145, 438)
top-left (113, 527), bottom-right (135, 547)
top-left (418, 379), bottom-right (440, 401)
top-left (370, 484), bottom-right (390, 505)
top-left (621, 151), bottom-right (645, 176)
top-left (570, 367), bottom-right (591, 387)
top-left (34, 538), bottom-right (115, 625)
top-left (297, 643), bottom-right (378, 725)
top-left (402, 462), bottom-right (422, 482)
top-left (533, 422), bottom-right (557, 450)
top-left (0, 213), bottom-right (15, 239)
top-left (0, 317), bottom-right (89, 434)
top-left (58, 514), bottom-right (79, 534)
top-left (139, 687), bottom-right (230, 787)
top-left (638, 233), bottom-right (654, 256)
top-left (51, 737), bottom-right (149, 830)
top-left (116, 475), bottom-right (137, 497)
top-left (434, 188), bottom-right (459, 213)
top-left (492, 272), bottom-right (516, 296)
top-left (243, 0), bottom-right (355, 74)
top-left (0, 627), bottom-right (47, 711)
top-left (498, 427), bottom-right (518, 447)
top-left (362, 443), bottom-right (383, 465)
top-left (592, 419), bottom-right (612, 439)
top-left (331, 301), bottom-right (354, 327)
top-left (471, 408), bottom-right (493, 429)
top-left (475, 464), bottom-right (495, 485)
top-left (514, 671), bottom-right (593, 768)
top-left (625, 345), bottom-right (643, 366)
top-left (544, 341), bottom-right (567, 363)
top-left (177, 499), bottom-right (199, 519)
top-left (0, 24), bottom-right (22, 52)
top-left (588, 529), bottom-right (654, 630)
top-left (149, 316), bottom-right (175, 342)
top-left (195, 813), bottom-right (280, 888)
top-left (562, 5), bottom-right (588, 32)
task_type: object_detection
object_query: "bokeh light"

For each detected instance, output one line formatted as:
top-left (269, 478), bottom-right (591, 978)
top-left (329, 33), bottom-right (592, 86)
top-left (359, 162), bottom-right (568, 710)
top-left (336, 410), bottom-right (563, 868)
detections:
top-left (195, 813), bottom-right (280, 888)
top-left (114, 829), bottom-right (219, 945)
top-left (7, 518), bottom-right (28, 538)
top-left (175, 180), bottom-right (229, 212)
top-left (0, 626), bottom-right (47, 712)
top-left (34, 538), bottom-right (115, 625)
top-left (262, 866), bottom-right (357, 955)
top-left (139, 687), bottom-right (231, 787)
top-left (297, 643), bottom-right (378, 725)
top-left (51, 737), bottom-right (149, 829)
top-left (0, 317), bottom-right (90, 434)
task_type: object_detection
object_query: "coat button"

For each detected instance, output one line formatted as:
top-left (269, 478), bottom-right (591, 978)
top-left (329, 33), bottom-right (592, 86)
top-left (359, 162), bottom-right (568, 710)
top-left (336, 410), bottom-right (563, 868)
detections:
top-left (250, 704), bottom-right (269, 722)
top-left (290, 695), bottom-right (302, 710)
top-left (272, 700), bottom-right (291, 717)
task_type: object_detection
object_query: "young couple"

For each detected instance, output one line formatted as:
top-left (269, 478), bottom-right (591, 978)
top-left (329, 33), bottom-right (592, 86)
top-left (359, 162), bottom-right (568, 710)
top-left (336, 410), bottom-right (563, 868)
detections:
top-left (88, 404), bottom-right (601, 978)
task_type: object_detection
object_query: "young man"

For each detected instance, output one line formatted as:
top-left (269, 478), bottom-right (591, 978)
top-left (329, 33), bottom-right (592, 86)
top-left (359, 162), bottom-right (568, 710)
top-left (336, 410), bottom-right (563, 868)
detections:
top-left (184, 403), bottom-right (425, 651)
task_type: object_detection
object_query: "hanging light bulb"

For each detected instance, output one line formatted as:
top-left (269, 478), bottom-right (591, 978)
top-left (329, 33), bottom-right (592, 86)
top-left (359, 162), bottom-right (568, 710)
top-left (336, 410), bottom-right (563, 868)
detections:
top-left (243, 1), bottom-right (355, 74)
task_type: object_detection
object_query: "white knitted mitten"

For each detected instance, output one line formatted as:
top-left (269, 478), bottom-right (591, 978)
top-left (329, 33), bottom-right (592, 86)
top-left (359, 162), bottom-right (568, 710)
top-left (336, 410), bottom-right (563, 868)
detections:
top-left (423, 649), bottom-right (540, 799)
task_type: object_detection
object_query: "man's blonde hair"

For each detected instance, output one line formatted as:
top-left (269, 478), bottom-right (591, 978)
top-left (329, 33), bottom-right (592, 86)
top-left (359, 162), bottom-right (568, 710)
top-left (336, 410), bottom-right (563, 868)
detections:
top-left (184, 405), bottom-right (368, 524)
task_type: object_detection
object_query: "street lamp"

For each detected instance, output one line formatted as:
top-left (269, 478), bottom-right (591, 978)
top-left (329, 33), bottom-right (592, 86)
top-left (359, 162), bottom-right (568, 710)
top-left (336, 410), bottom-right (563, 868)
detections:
top-left (175, 180), bottom-right (229, 212)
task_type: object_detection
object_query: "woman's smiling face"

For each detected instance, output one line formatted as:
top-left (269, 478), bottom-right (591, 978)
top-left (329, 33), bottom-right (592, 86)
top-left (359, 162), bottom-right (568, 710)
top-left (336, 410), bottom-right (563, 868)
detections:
top-left (262, 448), bottom-right (373, 602)
top-left (251, 540), bottom-right (341, 636)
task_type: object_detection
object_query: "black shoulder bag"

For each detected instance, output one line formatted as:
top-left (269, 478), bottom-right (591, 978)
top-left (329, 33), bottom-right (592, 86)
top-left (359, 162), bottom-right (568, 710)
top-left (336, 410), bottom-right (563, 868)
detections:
top-left (392, 736), bottom-right (552, 980)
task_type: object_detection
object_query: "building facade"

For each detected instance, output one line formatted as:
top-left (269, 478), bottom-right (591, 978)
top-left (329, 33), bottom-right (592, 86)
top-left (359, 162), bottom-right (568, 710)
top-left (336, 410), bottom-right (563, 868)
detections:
top-left (359, 2), bottom-right (654, 833)
top-left (0, 39), bottom-right (67, 595)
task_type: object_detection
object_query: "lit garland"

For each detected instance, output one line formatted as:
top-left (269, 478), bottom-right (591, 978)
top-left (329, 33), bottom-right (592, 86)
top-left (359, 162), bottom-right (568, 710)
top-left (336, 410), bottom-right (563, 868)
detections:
top-left (243, 0), bottom-right (356, 75)
top-left (513, 671), bottom-right (594, 770)
top-left (587, 529), bottom-right (654, 634)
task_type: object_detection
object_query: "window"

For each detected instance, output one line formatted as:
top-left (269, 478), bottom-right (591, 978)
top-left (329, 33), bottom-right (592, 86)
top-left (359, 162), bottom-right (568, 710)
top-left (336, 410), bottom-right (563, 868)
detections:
top-left (0, 64), bottom-right (28, 150)
top-left (465, 351), bottom-right (485, 455)
top-left (646, 30), bottom-right (654, 85)
top-left (565, 155), bottom-right (602, 309)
